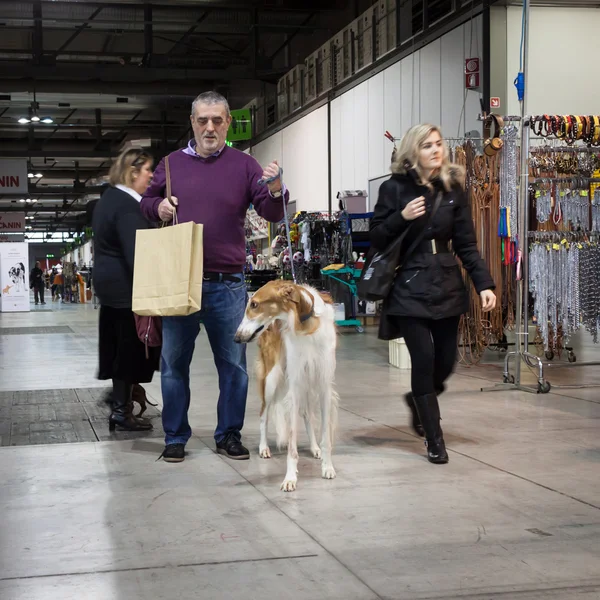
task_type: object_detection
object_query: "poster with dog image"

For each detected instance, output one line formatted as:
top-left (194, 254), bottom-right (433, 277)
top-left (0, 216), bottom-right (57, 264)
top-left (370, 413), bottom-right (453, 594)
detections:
top-left (0, 242), bottom-right (30, 312)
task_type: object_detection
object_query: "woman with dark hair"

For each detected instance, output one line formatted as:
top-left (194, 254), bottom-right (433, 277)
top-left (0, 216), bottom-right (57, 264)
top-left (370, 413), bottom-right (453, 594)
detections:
top-left (370, 124), bottom-right (496, 465)
top-left (92, 148), bottom-right (158, 432)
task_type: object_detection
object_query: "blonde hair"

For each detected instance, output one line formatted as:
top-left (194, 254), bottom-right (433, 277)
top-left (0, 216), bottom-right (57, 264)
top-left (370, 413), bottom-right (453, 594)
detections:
top-left (390, 124), bottom-right (464, 191)
top-left (108, 148), bottom-right (153, 188)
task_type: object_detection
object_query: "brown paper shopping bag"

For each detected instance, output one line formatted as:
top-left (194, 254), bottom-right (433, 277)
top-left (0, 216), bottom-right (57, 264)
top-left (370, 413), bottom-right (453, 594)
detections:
top-left (132, 221), bottom-right (203, 316)
top-left (132, 156), bottom-right (204, 316)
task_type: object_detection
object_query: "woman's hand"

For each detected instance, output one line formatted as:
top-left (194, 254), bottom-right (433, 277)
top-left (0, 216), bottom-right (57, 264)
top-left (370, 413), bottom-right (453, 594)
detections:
top-left (401, 196), bottom-right (426, 221)
top-left (480, 289), bottom-right (496, 312)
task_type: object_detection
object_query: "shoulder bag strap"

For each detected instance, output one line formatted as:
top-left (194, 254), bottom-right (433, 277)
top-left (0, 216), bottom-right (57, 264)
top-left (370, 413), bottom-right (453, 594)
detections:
top-left (165, 156), bottom-right (172, 204)
top-left (398, 192), bottom-right (443, 267)
top-left (163, 155), bottom-right (178, 226)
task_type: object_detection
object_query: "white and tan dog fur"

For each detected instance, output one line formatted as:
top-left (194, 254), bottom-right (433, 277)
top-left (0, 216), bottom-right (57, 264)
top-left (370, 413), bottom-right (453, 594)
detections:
top-left (235, 280), bottom-right (338, 492)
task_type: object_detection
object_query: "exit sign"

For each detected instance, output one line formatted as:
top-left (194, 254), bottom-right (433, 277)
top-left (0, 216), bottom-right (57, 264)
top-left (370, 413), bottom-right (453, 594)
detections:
top-left (227, 109), bottom-right (252, 141)
top-left (46, 254), bottom-right (54, 258)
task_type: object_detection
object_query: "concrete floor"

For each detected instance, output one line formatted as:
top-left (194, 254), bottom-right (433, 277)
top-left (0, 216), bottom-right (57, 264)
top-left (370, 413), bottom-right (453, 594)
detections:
top-left (0, 301), bottom-right (599, 599)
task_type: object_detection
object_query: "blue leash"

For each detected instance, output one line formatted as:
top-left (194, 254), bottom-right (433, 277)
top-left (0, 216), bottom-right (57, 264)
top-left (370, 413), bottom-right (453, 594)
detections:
top-left (256, 167), bottom-right (295, 282)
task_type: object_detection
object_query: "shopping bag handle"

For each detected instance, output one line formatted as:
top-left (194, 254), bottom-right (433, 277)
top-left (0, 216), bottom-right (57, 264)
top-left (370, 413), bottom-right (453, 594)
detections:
top-left (164, 155), bottom-right (178, 226)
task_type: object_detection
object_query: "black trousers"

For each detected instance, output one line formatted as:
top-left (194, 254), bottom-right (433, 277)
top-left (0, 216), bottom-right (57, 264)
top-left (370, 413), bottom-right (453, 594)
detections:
top-left (34, 285), bottom-right (45, 304)
top-left (396, 316), bottom-right (460, 397)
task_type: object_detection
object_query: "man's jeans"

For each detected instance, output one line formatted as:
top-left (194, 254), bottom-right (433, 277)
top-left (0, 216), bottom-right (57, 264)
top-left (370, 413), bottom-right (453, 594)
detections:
top-left (160, 275), bottom-right (248, 446)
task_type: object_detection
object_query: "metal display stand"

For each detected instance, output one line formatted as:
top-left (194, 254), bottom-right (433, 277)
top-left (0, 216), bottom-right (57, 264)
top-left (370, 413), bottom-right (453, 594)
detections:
top-left (480, 2), bottom-right (600, 393)
top-left (480, 0), bottom-right (550, 393)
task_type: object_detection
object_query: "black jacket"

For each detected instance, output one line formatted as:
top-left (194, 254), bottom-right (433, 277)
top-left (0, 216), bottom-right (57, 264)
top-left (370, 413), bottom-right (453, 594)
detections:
top-left (92, 186), bottom-right (149, 309)
top-left (370, 169), bottom-right (495, 340)
top-left (30, 267), bottom-right (44, 289)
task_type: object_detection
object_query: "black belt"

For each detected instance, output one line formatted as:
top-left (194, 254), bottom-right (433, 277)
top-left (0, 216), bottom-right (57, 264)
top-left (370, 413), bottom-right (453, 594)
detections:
top-left (415, 239), bottom-right (450, 254)
top-left (203, 272), bottom-right (242, 283)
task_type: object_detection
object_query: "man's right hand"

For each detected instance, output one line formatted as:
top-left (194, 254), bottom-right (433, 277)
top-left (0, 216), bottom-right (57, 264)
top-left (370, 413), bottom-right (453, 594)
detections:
top-left (158, 196), bottom-right (178, 222)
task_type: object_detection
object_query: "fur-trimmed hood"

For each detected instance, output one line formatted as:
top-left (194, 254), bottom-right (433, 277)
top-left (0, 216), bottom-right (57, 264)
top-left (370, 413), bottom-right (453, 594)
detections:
top-left (391, 160), bottom-right (465, 192)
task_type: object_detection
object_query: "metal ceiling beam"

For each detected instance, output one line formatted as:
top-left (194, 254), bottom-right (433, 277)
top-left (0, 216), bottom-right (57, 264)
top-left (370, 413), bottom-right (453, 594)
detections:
top-left (0, 148), bottom-right (117, 158)
top-left (166, 10), bottom-right (211, 56)
top-left (0, 62), bottom-right (278, 82)
top-left (143, 3), bottom-right (153, 66)
top-left (23, 1), bottom-right (349, 16)
top-left (268, 12), bottom-right (317, 61)
top-left (55, 6), bottom-right (103, 54)
top-left (32, 1), bottom-right (43, 65)
top-left (40, 109), bottom-right (77, 144)
top-left (0, 79), bottom-right (211, 96)
top-left (0, 185), bottom-right (105, 197)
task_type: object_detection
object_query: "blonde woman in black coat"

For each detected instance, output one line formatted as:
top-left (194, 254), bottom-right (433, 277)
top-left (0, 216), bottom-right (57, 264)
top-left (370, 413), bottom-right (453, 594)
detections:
top-left (370, 124), bottom-right (496, 464)
top-left (92, 148), bottom-right (158, 432)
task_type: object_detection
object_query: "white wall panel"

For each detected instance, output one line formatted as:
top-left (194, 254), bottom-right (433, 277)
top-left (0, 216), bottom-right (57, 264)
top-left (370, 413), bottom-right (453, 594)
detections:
top-left (441, 24), bottom-right (465, 137)
top-left (339, 91), bottom-right (357, 190)
top-left (400, 51), bottom-right (421, 134)
top-left (281, 106), bottom-right (329, 213)
top-left (253, 107), bottom-right (328, 213)
top-left (382, 62), bottom-right (401, 177)
top-left (251, 131), bottom-right (282, 170)
top-left (353, 81), bottom-right (370, 193)
top-left (257, 20), bottom-right (483, 211)
top-left (505, 7), bottom-right (600, 116)
top-left (330, 97), bottom-right (343, 207)
top-left (368, 72), bottom-right (386, 181)
top-left (420, 38), bottom-right (441, 126)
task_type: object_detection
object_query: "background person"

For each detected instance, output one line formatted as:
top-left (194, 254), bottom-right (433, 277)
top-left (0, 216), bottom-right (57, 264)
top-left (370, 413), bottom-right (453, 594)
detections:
top-left (29, 261), bottom-right (46, 305)
top-left (92, 148), bottom-right (158, 432)
top-left (370, 123), bottom-right (496, 465)
top-left (141, 90), bottom-right (288, 463)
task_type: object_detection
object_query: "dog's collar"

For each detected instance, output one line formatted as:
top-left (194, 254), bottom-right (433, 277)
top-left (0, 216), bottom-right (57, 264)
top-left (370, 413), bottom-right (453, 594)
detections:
top-left (299, 308), bottom-right (314, 323)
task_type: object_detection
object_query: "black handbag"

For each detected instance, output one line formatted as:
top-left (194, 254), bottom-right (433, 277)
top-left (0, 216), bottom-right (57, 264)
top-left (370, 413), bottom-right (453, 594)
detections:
top-left (358, 192), bottom-right (442, 301)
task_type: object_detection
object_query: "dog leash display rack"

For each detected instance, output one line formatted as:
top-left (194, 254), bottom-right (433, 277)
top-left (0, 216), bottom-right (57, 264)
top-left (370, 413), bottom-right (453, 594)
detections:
top-left (481, 114), bottom-right (600, 395)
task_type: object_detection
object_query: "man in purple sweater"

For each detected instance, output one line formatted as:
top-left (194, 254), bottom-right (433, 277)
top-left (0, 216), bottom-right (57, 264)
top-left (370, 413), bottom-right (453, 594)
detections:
top-left (141, 91), bottom-right (288, 463)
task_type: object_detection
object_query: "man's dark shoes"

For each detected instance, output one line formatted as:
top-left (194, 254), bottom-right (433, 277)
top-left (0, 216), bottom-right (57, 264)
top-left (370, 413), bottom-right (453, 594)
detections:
top-left (158, 443), bottom-right (185, 463)
top-left (216, 434), bottom-right (249, 460)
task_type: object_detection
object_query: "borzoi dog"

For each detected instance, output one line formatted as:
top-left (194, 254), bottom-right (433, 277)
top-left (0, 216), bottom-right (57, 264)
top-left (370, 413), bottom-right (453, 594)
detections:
top-left (234, 280), bottom-right (338, 492)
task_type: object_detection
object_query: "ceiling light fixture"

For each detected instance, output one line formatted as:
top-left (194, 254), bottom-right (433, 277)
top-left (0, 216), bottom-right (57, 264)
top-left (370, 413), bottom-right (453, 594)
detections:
top-left (19, 199), bottom-right (25, 203)
top-left (30, 115), bottom-right (40, 123)
top-left (35, 173), bottom-right (43, 178)
top-left (32, 198), bottom-right (37, 203)
top-left (27, 172), bottom-right (35, 178)
top-left (18, 117), bottom-right (30, 124)
top-left (25, 198), bottom-right (31, 203)
top-left (41, 117), bottom-right (53, 124)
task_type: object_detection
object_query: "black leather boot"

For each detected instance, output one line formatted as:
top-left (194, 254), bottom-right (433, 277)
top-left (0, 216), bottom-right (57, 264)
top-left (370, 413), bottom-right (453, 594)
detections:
top-left (404, 392), bottom-right (425, 437)
top-left (109, 379), bottom-right (153, 432)
top-left (413, 393), bottom-right (449, 464)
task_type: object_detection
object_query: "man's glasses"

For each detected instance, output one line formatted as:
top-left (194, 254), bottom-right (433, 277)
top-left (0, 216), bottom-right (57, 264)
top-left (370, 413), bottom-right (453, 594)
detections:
top-left (196, 117), bottom-right (225, 126)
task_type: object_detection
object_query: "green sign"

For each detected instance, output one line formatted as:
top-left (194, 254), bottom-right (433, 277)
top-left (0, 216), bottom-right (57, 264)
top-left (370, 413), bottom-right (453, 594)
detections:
top-left (46, 254), bottom-right (54, 258)
top-left (227, 109), bottom-right (252, 141)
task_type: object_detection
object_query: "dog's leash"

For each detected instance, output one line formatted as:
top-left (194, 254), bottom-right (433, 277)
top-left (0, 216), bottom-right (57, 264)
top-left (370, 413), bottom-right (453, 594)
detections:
top-left (257, 167), bottom-right (296, 283)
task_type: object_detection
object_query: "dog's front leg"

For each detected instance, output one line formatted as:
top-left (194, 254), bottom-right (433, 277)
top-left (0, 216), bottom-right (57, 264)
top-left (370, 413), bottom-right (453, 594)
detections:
top-left (304, 415), bottom-right (321, 459)
top-left (281, 404), bottom-right (299, 492)
top-left (259, 405), bottom-right (271, 458)
top-left (320, 389), bottom-right (336, 480)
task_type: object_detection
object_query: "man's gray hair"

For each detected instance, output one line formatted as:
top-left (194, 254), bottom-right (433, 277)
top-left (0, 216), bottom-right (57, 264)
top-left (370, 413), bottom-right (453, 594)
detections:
top-left (191, 91), bottom-right (230, 117)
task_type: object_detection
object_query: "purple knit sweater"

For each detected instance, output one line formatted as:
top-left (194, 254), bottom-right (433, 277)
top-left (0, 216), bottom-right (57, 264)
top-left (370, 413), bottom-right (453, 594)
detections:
top-left (141, 146), bottom-right (288, 273)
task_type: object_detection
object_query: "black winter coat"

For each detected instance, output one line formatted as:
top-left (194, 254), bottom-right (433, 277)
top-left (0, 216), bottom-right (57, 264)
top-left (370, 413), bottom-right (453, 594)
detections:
top-left (370, 169), bottom-right (495, 340)
top-left (92, 186), bottom-right (149, 309)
